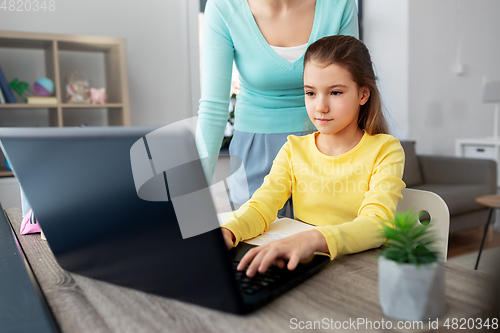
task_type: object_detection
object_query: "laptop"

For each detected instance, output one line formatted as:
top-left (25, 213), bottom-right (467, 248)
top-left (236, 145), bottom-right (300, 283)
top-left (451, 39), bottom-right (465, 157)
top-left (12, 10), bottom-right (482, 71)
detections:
top-left (0, 126), bottom-right (329, 314)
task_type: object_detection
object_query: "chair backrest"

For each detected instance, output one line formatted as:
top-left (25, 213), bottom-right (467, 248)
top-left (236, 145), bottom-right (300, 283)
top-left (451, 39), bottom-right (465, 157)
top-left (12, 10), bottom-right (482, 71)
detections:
top-left (397, 188), bottom-right (450, 261)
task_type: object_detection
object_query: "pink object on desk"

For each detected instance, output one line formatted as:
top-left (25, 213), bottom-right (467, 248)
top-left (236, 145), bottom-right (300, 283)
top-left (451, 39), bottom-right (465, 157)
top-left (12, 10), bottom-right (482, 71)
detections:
top-left (20, 209), bottom-right (41, 235)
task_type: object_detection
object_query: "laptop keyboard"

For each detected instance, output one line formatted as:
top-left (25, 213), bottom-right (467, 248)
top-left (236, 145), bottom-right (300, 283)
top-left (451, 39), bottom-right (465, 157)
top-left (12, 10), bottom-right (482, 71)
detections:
top-left (232, 261), bottom-right (287, 295)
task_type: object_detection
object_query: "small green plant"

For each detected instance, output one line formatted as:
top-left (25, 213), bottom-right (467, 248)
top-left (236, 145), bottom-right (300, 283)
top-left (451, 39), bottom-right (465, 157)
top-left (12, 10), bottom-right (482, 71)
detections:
top-left (379, 210), bottom-right (440, 265)
top-left (9, 78), bottom-right (32, 103)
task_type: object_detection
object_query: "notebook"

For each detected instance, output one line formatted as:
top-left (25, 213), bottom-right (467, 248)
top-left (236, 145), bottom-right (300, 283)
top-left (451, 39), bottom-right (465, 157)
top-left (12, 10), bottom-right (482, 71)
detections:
top-left (0, 126), bottom-right (329, 314)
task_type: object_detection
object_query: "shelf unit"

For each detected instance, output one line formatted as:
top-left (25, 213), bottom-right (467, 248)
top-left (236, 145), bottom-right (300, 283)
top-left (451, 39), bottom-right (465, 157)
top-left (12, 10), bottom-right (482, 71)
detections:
top-left (0, 30), bottom-right (131, 127)
top-left (0, 30), bottom-right (131, 177)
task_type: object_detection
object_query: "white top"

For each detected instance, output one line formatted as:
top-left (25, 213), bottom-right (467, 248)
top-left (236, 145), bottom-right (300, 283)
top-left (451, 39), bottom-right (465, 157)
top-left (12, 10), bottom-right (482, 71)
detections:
top-left (270, 43), bottom-right (308, 63)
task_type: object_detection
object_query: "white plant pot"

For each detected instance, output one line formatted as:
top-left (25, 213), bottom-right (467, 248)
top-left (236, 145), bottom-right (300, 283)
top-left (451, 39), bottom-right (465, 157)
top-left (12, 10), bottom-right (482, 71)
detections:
top-left (378, 256), bottom-right (446, 321)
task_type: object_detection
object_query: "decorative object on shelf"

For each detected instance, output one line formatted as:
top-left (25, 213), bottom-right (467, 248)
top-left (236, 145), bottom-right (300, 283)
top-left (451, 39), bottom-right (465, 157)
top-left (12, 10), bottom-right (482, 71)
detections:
top-left (27, 96), bottom-right (58, 105)
top-left (90, 87), bottom-right (107, 105)
top-left (0, 64), bottom-right (17, 103)
top-left (33, 77), bottom-right (54, 97)
top-left (66, 70), bottom-right (91, 104)
top-left (483, 79), bottom-right (500, 139)
top-left (24, 75), bottom-right (56, 105)
top-left (378, 210), bottom-right (445, 321)
top-left (9, 78), bottom-right (32, 103)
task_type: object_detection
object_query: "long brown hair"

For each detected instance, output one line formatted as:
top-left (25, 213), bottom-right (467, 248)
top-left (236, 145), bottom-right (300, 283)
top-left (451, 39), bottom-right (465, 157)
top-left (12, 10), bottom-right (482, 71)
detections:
top-left (304, 35), bottom-right (388, 135)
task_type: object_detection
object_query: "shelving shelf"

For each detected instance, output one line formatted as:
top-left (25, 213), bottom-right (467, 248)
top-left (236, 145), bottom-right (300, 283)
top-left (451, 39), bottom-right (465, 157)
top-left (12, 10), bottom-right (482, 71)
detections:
top-left (0, 30), bottom-right (131, 177)
top-left (0, 30), bottom-right (131, 127)
top-left (0, 104), bottom-right (58, 109)
top-left (61, 103), bottom-right (124, 109)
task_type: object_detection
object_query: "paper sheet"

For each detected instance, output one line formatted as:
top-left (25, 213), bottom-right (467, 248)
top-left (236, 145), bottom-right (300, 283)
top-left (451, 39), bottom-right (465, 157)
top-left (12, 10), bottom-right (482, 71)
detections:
top-left (217, 212), bottom-right (315, 246)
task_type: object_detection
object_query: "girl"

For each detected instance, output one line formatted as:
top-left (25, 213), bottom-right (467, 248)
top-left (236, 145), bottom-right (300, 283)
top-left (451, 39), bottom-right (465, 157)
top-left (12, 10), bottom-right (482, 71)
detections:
top-left (221, 35), bottom-right (405, 277)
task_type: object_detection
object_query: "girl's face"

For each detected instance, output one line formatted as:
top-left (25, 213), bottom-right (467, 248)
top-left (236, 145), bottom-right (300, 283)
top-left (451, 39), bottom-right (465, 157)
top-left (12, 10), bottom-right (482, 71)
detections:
top-left (303, 61), bottom-right (370, 137)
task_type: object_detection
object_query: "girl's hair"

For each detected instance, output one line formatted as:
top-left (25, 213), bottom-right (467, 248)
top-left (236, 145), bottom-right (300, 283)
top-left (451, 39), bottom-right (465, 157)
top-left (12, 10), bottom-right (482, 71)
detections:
top-left (303, 35), bottom-right (388, 135)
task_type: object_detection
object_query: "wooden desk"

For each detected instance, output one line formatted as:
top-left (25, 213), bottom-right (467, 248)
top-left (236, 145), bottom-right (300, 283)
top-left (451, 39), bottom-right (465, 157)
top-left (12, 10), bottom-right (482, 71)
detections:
top-left (5, 207), bottom-right (496, 333)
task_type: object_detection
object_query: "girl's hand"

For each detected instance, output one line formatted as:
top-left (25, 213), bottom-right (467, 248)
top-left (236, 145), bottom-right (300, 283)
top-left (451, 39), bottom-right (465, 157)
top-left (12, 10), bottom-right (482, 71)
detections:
top-left (237, 230), bottom-right (328, 277)
top-left (221, 228), bottom-right (235, 250)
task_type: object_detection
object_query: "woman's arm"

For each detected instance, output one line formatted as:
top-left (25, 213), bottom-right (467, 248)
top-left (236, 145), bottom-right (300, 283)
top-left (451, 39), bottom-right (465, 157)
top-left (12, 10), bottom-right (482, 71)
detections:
top-left (196, 0), bottom-right (235, 183)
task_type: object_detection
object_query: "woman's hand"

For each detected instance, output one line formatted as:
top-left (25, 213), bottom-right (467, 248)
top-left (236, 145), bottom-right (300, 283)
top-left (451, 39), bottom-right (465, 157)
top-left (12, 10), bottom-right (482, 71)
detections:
top-left (237, 230), bottom-right (329, 277)
top-left (221, 228), bottom-right (235, 250)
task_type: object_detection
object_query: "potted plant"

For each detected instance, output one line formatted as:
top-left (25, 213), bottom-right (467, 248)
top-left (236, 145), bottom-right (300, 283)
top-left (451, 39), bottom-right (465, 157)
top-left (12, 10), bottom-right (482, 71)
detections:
top-left (378, 210), bottom-right (446, 321)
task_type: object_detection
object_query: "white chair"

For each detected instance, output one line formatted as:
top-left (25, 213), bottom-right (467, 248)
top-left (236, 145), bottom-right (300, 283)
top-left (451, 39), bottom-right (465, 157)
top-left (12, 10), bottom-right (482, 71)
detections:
top-left (397, 188), bottom-right (450, 261)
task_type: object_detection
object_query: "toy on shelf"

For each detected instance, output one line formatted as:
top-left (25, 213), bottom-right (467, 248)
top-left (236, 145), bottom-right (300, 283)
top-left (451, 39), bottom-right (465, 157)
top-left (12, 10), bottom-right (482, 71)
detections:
top-left (9, 77), bottom-right (56, 103)
top-left (33, 77), bottom-right (54, 97)
top-left (90, 87), bottom-right (107, 105)
top-left (66, 70), bottom-right (90, 104)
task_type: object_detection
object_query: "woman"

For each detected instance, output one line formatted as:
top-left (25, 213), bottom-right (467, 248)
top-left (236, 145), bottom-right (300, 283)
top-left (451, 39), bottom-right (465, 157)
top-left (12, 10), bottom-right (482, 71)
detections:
top-left (196, 0), bottom-right (359, 207)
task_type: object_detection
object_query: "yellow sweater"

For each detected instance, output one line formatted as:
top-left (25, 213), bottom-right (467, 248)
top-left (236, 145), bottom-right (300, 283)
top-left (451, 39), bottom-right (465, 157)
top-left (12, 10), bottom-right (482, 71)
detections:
top-left (222, 132), bottom-right (406, 259)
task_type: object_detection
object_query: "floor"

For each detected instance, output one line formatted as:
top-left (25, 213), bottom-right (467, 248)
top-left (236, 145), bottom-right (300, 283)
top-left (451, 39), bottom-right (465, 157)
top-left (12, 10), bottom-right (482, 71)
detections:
top-left (448, 225), bottom-right (500, 258)
top-left (448, 247), bottom-right (500, 275)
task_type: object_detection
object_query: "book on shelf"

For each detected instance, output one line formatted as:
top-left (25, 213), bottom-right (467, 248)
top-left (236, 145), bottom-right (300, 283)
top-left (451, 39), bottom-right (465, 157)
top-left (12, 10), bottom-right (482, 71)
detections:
top-left (0, 65), bottom-right (17, 103)
top-left (27, 96), bottom-right (58, 105)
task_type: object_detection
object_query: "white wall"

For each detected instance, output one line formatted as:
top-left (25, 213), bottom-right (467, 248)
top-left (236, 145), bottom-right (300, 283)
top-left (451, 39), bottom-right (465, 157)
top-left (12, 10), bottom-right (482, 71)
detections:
top-left (363, 0), bottom-right (410, 140)
top-left (408, 0), bottom-right (500, 155)
top-left (0, 0), bottom-right (201, 126)
top-left (363, 0), bottom-right (500, 156)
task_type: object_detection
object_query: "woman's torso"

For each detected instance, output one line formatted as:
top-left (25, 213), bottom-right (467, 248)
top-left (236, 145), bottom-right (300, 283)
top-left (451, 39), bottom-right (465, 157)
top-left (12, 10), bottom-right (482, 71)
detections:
top-left (212, 0), bottom-right (359, 134)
